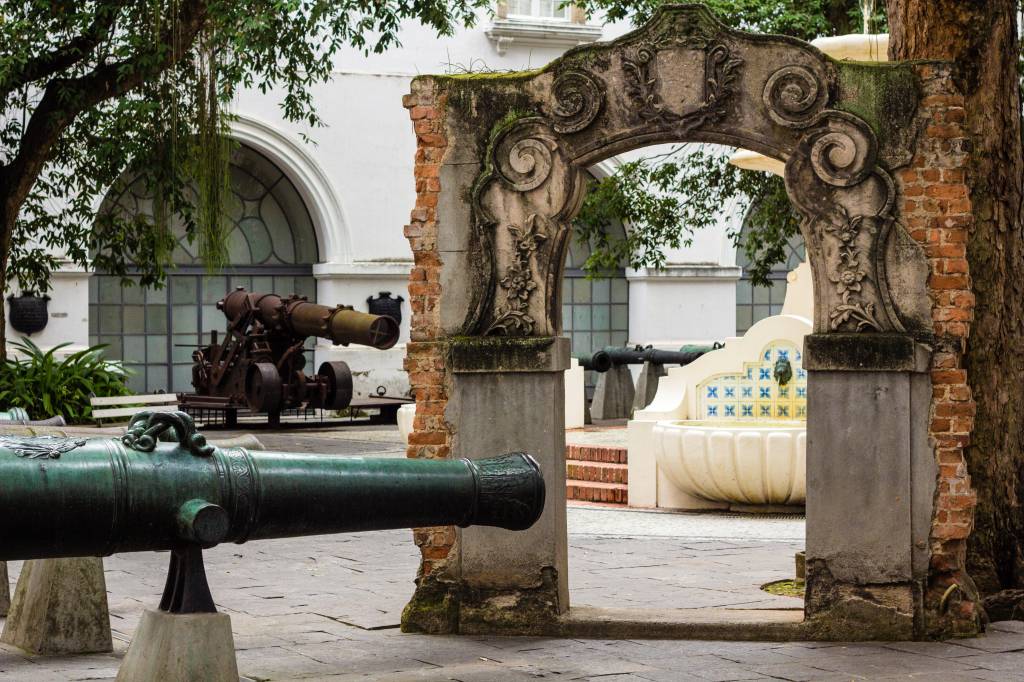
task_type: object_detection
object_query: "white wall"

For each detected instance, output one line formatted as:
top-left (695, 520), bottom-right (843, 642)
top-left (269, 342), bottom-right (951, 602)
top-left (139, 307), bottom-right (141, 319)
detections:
top-left (5, 264), bottom-right (91, 356)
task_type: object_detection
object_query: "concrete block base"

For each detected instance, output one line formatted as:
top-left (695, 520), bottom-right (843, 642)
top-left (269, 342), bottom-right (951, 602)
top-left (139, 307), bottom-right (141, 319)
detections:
top-left (1, 557), bottom-right (112, 655)
top-left (591, 366), bottom-right (635, 420)
top-left (117, 609), bottom-right (238, 682)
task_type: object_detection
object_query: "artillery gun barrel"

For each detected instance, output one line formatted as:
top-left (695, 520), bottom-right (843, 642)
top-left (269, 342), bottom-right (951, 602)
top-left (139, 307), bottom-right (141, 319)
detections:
top-left (0, 413), bottom-right (544, 561)
top-left (602, 344), bottom-right (720, 367)
top-left (0, 408), bottom-right (66, 426)
top-left (219, 289), bottom-right (399, 350)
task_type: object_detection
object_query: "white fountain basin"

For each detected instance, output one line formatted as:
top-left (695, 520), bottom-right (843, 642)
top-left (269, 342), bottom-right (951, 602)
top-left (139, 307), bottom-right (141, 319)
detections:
top-left (653, 420), bottom-right (806, 510)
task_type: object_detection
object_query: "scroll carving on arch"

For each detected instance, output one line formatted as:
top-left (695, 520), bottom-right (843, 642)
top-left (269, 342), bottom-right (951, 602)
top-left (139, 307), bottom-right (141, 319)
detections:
top-left (547, 70), bottom-right (606, 134)
top-left (458, 3), bottom-right (923, 338)
top-left (469, 118), bottom-right (584, 337)
top-left (764, 62), bottom-right (906, 334)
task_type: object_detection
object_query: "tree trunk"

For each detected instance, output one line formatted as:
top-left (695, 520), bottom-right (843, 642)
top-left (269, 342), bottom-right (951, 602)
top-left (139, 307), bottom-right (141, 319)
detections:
top-left (888, 0), bottom-right (1024, 594)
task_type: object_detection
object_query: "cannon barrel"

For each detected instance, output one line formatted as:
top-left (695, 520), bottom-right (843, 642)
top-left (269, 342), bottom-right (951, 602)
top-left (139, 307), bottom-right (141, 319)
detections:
top-left (0, 412), bottom-right (544, 561)
top-left (0, 408), bottom-right (66, 426)
top-left (601, 343), bottom-right (720, 367)
top-left (219, 288), bottom-right (399, 350)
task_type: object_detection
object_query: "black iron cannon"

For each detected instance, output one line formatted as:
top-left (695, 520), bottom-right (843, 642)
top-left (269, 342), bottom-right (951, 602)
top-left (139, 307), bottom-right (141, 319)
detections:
top-left (0, 411), bottom-right (544, 612)
top-left (582, 343), bottom-right (722, 372)
top-left (190, 288), bottom-right (401, 420)
top-left (607, 343), bottom-right (720, 367)
top-left (584, 343), bottom-right (724, 419)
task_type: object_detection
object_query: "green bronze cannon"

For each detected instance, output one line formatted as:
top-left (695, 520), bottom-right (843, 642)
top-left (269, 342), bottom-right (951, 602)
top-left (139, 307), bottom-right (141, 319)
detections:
top-left (0, 411), bottom-right (544, 614)
top-left (0, 407), bottom-right (66, 426)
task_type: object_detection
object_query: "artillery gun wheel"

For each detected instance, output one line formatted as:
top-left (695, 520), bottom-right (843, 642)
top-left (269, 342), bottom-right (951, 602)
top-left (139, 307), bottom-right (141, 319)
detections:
top-left (245, 362), bottom-right (283, 413)
top-left (318, 361), bottom-right (353, 410)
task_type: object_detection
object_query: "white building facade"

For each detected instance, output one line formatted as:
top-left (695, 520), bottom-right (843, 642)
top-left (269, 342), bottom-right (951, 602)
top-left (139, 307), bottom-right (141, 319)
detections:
top-left (13, 4), bottom-right (770, 398)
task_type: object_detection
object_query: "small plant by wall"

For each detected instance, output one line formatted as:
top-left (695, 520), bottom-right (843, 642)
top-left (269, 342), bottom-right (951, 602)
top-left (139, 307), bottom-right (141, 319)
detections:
top-left (0, 339), bottom-right (132, 423)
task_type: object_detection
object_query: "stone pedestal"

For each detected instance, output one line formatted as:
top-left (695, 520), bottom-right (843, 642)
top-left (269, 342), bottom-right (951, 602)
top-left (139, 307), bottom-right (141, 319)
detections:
top-left (590, 365), bottom-right (635, 420)
top-left (2, 557), bottom-right (112, 654)
top-left (444, 336), bottom-right (570, 632)
top-left (803, 334), bottom-right (934, 639)
top-left (117, 609), bottom-right (237, 682)
top-left (632, 361), bottom-right (666, 412)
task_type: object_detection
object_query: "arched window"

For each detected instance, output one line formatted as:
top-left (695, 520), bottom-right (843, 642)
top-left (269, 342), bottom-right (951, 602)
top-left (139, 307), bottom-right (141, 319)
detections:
top-left (89, 144), bottom-right (319, 393)
top-left (735, 213), bottom-right (805, 334)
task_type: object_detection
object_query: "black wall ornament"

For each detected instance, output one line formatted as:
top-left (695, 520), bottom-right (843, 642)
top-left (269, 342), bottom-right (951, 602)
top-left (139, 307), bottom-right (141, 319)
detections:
top-left (367, 291), bottom-right (404, 326)
top-left (8, 294), bottom-right (50, 335)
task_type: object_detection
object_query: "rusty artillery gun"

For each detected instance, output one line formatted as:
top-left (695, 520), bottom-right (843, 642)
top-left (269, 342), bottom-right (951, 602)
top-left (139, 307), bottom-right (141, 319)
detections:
top-left (190, 288), bottom-right (399, 422)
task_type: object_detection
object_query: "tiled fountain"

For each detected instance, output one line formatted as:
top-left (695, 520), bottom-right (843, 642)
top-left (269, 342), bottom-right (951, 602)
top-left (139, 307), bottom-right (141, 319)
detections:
top-left (628, 263), bottom-right (812, 512)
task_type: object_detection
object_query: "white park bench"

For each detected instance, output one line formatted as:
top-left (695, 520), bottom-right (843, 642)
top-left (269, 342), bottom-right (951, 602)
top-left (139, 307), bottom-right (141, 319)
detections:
top-left (89, 393), bottom-right (179, 423)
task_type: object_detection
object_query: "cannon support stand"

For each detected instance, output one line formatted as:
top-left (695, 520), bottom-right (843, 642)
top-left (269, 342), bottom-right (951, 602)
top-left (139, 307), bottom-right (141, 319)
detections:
top-left (118, 544), bottom-right (238, 682)
top-left (1, 557), bottom-right (111, 655)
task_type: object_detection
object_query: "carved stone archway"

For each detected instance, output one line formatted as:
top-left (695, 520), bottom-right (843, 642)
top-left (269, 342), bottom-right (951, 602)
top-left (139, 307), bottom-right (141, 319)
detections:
top-left (401, 4), bottom-right (978, 640)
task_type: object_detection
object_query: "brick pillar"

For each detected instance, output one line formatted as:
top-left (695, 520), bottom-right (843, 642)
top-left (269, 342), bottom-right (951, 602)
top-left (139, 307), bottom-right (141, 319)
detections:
top-left (898, 64), bottom-right (980, 635)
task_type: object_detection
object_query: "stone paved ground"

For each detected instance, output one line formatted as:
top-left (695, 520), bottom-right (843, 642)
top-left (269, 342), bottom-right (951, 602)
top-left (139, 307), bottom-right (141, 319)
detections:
top-left (1, 423), bottom-right (1023, 680)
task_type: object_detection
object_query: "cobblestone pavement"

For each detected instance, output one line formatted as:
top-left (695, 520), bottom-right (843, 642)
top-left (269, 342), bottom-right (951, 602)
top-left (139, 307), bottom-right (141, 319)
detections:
top-left (0, 424), bottom-right (1022, 680)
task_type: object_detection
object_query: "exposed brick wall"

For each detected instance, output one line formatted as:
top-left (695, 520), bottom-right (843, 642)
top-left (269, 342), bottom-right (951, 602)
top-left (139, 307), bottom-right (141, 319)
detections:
top-left (899, 64), bottom-right (978, 626)
top-left (403, 78), bottom-right (455, 578)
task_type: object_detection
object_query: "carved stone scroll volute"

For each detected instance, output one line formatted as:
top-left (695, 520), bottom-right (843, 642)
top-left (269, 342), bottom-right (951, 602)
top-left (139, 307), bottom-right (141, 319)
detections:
top-left (785, 112), bottom-right (903, 334)
top-left (470, 119), bottom-right (585, 337)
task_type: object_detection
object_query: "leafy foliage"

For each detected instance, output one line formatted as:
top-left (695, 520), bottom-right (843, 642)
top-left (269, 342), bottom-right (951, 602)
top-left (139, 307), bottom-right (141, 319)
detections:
top-left (576, 148), bottom-right (798, 285)
top-left (0, 339), bottom-right (131, 423)
top-left (1, 1), bottom-right (491, 295)
top-left (568, 0), bottom-right (884, 283)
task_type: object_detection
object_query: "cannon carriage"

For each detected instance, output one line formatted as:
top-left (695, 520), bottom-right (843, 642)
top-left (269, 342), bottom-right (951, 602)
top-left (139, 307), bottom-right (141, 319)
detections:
top-left (189, 288), bottom-right (400, 422)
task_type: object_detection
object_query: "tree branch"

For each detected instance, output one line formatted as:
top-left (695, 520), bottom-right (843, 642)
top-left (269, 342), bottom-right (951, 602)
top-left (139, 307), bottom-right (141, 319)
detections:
top-left (0, 3), bottom-right (121, 101)
top-left (1, 0), bottom-right (209, 215)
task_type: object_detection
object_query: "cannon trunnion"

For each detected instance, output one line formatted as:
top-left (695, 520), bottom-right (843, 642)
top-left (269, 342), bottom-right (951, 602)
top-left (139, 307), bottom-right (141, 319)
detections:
top-left (190, 288), bottom-right (401, 416)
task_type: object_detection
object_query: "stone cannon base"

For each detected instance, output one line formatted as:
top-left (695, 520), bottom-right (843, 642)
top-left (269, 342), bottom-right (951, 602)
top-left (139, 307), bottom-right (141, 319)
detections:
top-left (1, 557), bottom-right (111, 655)
top-left (117, 610), bottom-right (238, 682)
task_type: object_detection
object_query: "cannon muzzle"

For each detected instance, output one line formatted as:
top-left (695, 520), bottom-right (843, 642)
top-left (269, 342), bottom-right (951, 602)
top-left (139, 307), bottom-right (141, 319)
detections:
top-left (0, 412), bottom-right (544, 561)
top-left (575, 350), bottom-right (612, 373)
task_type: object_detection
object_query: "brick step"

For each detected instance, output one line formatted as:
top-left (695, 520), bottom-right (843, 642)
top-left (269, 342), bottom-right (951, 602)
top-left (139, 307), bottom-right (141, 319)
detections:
top-left (565, 443), bottom-right (628, 465)
top-left (566, 479), bottom-right (628, 505)
top-left (566, 461), bottom-right (628, 485)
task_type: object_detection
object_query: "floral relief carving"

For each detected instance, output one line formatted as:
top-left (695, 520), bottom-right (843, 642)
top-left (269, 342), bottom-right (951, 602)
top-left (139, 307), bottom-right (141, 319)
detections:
top-left (484, 214), bottom-right (549, 336)
top-left (825, 208), bottom-right (883, 331)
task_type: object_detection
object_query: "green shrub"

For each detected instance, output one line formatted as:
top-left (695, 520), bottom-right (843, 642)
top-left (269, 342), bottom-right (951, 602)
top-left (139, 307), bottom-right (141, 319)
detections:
top-left (0, 339), bottom-right (132, 423)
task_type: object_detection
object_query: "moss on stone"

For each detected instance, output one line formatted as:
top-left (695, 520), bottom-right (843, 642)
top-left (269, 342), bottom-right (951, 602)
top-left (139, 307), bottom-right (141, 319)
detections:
top-left (447, 335), bottom-right (560, 372)
top-left (437, 67), bottom-right (544, 82)
top-left (834, 61), bottom-right (919, 152)
top-left (762, 579), bottom-right (806, 599)
top-left (400, 577), bottom-right (460, 635)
